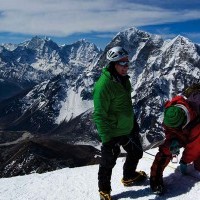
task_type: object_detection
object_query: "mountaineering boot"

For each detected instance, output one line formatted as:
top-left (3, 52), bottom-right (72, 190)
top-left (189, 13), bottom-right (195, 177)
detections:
top-left (121, 171), bottom-right (147, 186)
top-left (150, 176), bottom-right (164, 195)
top-left (99, 191), bottom-right (112, 200)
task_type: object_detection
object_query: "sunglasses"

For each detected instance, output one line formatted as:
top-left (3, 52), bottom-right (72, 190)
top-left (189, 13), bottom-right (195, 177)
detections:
top-left (117, 61), bottom-right (129, 67)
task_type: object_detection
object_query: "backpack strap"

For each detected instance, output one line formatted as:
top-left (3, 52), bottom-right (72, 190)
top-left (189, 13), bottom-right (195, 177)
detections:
top-left (184, 116), bottom-right (200, 132)
top-left (187, 92), bottom-right (200, 115)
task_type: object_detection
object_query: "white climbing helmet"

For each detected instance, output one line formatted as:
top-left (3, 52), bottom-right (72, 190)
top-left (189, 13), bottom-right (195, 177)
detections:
top-left (106, 46), bottom-right (128, 62)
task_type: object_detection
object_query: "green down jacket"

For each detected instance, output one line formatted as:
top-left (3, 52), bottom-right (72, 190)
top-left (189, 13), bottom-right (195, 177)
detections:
top-left (93, 67), bottom-right (134, 143)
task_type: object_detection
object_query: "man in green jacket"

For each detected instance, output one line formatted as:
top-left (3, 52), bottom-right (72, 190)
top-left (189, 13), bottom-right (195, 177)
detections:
top-left (93, 46), bottom-right (147, 200)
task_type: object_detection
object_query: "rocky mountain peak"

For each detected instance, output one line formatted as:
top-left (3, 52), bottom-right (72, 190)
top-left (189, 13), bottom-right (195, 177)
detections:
top-left (0, 27), bottom-right (200, 147)
top-left (114, 27), bottom-right (163, 48)
top-left (22, 36), bottom-right (59, 51)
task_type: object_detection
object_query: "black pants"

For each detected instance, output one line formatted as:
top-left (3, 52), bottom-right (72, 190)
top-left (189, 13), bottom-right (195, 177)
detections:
top-left (98, 134), bottom-right (143, 191)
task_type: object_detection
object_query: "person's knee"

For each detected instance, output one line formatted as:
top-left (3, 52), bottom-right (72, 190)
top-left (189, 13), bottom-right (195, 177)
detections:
top-left (123, 140), bottom-right (143, 160)
top-left (100, 156), bottom-right (117, 168)
top-left (137, 149), bottom-right (143, 159)
top-left (100, 144), bottom-right (120, 168)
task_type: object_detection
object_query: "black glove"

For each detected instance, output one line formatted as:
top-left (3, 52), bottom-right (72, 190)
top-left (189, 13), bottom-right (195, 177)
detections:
top-left (131, 117), bottom-right (140, 135)
top-left (129, 117), bottom-right (142, 147)
top-left (170, 139), bottom-right (180, 155)
top-left (179, 160), bottom-right (187, 174)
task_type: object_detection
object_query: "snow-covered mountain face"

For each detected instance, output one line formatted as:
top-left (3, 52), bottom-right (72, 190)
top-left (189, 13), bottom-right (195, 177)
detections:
top-left (0, 28), bottom-right (200, 146)
top-left (0, 37), bottom-right (101, 102)
top-left (0, 37), bottom-right (102, 132)
top-left (97, 27), bottom-right (200, 144)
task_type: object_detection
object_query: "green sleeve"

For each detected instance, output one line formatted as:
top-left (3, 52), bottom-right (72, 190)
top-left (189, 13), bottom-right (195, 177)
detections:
top-left (93, 82), bottom-right (112, 143)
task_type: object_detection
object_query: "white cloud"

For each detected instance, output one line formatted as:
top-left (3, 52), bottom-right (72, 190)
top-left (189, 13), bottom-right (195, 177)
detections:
top-left (149, 27), bottom-right (200, 43)
top-left (0, 0), bottom-right (200, 36)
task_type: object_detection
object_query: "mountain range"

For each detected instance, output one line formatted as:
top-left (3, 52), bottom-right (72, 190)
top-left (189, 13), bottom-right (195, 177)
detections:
top-left (0, 27), bottom-right (200, 177)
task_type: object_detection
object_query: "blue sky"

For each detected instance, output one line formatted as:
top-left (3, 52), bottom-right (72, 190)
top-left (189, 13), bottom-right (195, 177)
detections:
top-left (0, 0), bottom-right (200, 49)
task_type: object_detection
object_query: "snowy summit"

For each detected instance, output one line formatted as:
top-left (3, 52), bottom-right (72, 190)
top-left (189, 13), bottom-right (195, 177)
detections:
top-left (0, 148), bottom-right (199, 200)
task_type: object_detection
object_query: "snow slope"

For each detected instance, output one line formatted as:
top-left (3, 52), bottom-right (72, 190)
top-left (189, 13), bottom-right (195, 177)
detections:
top-left (0, 148), bottom-right (199, 200)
